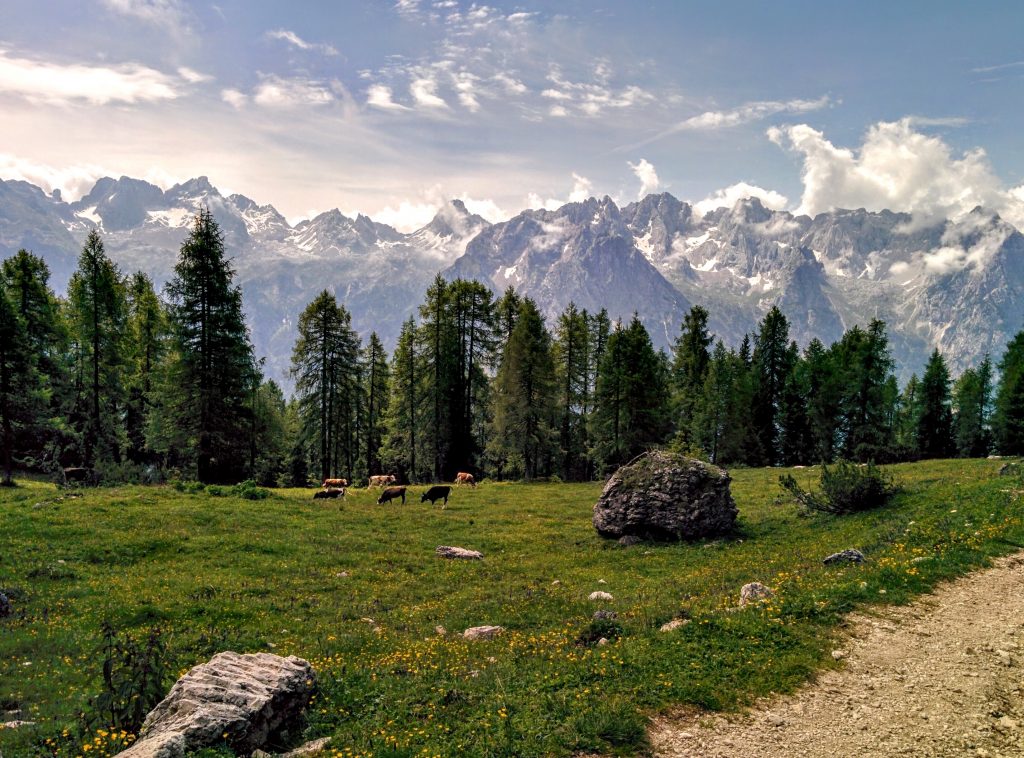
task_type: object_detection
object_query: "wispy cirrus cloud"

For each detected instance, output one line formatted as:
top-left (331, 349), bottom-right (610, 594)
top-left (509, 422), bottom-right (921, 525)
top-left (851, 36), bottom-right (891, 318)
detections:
top-left (99, 0), bottom-right (191, 33)
top-left (0, 49), bottom-right (182, 105)
top-left (266, 29), bottom-right (339, 56)
top-left (970, 60), bottom-right (1024, 74)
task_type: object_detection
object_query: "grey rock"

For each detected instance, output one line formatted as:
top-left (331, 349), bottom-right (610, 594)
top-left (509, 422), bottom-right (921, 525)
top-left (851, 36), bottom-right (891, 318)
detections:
top-left (617, 535), bottom-right (643, 546)
top-left (593, 451), bottom-right (737, 541)
top-left (592, 610), bottom-right (617, 621)
top-left (588, 591), bottom-right (614, 602)
top-left (998, 463), bottom-right (1021, 477)
top-left (435, 545), bottom-right (483, 560)
top-left (114, 651), bottom-right (315, 758)
top-left (463, 625), bottom-right (503, 641)
top-left (660, 619), bottom-right (689, 632)
top-left (823, 549), bottom-right (866, 565)
top-left (740, 582), bottom-right (775, 607)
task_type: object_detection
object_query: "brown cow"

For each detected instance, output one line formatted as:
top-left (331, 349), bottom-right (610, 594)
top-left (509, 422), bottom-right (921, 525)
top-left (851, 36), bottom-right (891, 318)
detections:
top-left (368, 474), bottom-right (397, 488)
top-left (377, 486), bottom-right (406, 505)
top-left (454, 472), bottom-right (476, 487)
top-left (313, 488), bottom-right (345, 500)
top-left (322, 478), bottom-right (348, 488)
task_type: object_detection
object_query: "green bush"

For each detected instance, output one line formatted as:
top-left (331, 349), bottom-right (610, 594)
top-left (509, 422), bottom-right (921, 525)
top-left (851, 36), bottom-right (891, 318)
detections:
top-left (85, 623), bottom-right (170, 734)
top-left (205, 485), bottom-right (227, 497)
top-left (780, 460), bottom-right (899, 515)
top-left (231, 479), bottom-right (270, 500)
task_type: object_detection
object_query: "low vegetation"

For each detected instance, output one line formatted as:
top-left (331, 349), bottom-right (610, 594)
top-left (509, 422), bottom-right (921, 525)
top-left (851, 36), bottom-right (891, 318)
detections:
top-left (779, 460), bottom-right (900, 515)
top-left (1, 458), bottom-right (1022, 757)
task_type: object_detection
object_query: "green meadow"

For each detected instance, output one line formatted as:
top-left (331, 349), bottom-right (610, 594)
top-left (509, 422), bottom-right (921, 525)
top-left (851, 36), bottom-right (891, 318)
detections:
top-left (1, 459), bottom-right (1023, 757)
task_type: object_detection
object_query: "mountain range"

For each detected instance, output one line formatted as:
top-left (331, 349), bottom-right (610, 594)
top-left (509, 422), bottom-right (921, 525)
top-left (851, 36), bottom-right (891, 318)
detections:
top-left (2, 174), bottom-right (1022, 390)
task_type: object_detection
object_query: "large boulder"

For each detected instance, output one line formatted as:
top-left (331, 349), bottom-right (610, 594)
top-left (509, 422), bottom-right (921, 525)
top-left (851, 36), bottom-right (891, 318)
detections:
top-left (593, 451), bottom-right (737, 541)
top-left (115, 652), bottom-right (315, 758)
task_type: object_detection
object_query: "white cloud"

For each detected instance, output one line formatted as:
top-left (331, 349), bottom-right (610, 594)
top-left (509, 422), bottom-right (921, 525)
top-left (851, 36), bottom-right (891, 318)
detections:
top-left (453, 71), bottom-right (480, 112)
top-left (492, 72), bottom-right (527, 95)
top-left (526, 173), bottom-right (594, 210)
top-left (252, 75), bottom-right (337, 108)
top-left (629, 158), bottom-right (660, 199)
top-left (394, 0), bottom-right (422, 18)
top-left (266, 29), bottom-right (339, 56)
top-left (768, 118), bottom-right (1024, 227)
top-left (100, 0), bottom-right (188, 30)
top-left (971, 60), bottom-right (1024, 74)
top-left (0, 50), bottom-right (180, 105)
top-left (694, 182), bottom-right (789, 216)
top-left (677, 95), bottom-right (831, 131)
top-left (366, 84), bottom-right (409, 110)
top-left (366, 186), bottom-right (509, 232)
top-left (177, 66), bottom-right (212, 84)
top-left (410, 76), bottom-right (448, 108)
top-left (548, 104), bottom-right (568, 117)
top-left (220, 88), bottom-right (247, 108)
top-left (0, 152), bottom-right (178, 201)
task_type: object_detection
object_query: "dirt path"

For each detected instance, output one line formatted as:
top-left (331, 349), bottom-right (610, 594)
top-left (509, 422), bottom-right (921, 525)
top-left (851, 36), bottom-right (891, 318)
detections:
top-left (651, 552), bottom-right (1024, 758)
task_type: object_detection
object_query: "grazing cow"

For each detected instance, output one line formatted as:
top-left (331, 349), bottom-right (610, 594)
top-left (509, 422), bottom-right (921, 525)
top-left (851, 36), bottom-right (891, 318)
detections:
top-left (368, 474), bottom-right (397, 488)
top-left (322, 478), bottom-right (348, 488)
top-left (313, 488), bottom-right (345, 500)
top-left (377, 486), bottom-right (406, 505)
top-left (421, 485), bottom-right (452, 508)
top-left (454, 472), bottom-right (476, 487)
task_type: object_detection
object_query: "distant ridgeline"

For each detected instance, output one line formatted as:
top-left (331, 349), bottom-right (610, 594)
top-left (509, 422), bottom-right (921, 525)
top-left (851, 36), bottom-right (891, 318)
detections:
top-left (2, 209), bottom-right (1024, 487)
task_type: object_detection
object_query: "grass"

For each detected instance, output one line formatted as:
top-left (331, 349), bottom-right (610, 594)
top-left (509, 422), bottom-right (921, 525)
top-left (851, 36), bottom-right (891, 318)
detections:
top-left (0, 459), bottom-right (1022, 757)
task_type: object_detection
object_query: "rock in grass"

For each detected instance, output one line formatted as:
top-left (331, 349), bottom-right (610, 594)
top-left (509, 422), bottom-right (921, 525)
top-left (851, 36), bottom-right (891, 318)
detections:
top-left (660, 619), bottom-right (689, 632)
top-left (593, 451), bottom-right (737, 541)
top-left (739, 582), bottom-right (774, 607)
top-left (115, 651), bottom-right (315, 758)
top-left (435, 546), bottom-right (483, 560)
top-left (618, 535), bottom-right (643, 547)
top-left (463, 625), bottom-right (504, 641)
top-left (999, 462), bottom-right (1021, 477)
top-left (588, 591), bottom-right (614, 602)
top-left (592, 610), bottom-right (617, 621)
top-left (823, 549), bottom-right (866, 566)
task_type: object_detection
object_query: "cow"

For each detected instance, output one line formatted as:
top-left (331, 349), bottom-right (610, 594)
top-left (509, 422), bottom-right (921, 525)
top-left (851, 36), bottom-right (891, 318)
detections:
top-left (313, 488), bottom-right (345, 500)
top-left (454, 472), bottom-right (476, 487)
top-left (377, 486), bottom-right (406, 505)
top-left (421, 485), bottom-right (452, 508)
top-left (368, 474), bottom-right (397, 488)
top-left (322, 478), bottom-right (348, 488)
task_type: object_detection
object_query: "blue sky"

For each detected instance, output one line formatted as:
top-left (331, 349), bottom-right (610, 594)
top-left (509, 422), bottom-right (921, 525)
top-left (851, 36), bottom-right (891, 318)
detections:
top-left (3, 0), bottom-right (1024, 229)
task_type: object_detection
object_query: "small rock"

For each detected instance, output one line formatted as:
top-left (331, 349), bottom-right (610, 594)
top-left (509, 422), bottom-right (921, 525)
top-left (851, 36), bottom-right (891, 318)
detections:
top-left (997, 715), bottom-right (1019, 731)
top-left (996, 649), bottom-right (1013, 666)
top-left (278, 737), bottom-right (332, 757)
top-left (823, 549), bottom-right (865, 566)
top-left (434, 625), bottom-right (446, 636)
top-left (588, 591), bottom-right (614, 602)
top-left (911, 556), bottom-right (932, 564)
top-left (597, 579), bottom-right (607, 584)
top-left (0, 721), bottom-right (35, 729)
top-left (831, 649), bottom-right (846, 661)
top-left (596, 637), bottom-right (610, 646)
top-left (334, 571), bottom-right (349, 578)
top-left (660, 619), bottom-right (689, 632)
top-left (435, 545), bottom-right (483, 560)
top-left (767, 714), bottom-right (785, 727)
top-left (739, 582), bottom-right (774, 607)
top-left (463, 625), bottom-right (504, 641)
top-left (592, 610), bottom-right (617, 621)
top-left (551, 580), bottom-right (561, 586)
top-left (617, 535), bottom-right (642, 546)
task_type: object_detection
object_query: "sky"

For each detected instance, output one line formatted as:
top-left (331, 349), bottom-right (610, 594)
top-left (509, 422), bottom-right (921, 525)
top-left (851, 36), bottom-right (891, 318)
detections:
top-left (3, 0), bottom-right (1024, 230)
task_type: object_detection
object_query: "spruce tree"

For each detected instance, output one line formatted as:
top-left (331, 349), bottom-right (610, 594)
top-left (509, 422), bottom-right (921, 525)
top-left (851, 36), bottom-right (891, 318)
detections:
top-left (363, 332), bottom-right (390, 476)
top-left (68, 230), bottom-right (128, 467)
top-left (916, 348), bottom-right (953, 459)
top-left (670, 305), bottom-right (714, 446)
top-left (125, 272), bottom-right (166, 464)
top-left (752, 306), bottom-right (794, 466)
top-left (490, 298), bottom-right (557, 479)
top-left (994, 332), bottom-right (1024, 455)
top-left (836, 319), bottom-right (895, 462)
top-left (953, 356), bottom-right (993, 458)
top-left (381, 318), bottom-right (422, 482)
top-left (159, 209), bottom-right (256, 482)
top-left (553, 302), bottom-right (591, 480)
top-left (0, 278), bottom-right (36, 485)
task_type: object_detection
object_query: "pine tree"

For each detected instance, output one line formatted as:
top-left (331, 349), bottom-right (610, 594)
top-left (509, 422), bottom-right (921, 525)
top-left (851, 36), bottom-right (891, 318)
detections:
top-left (495, 286), bottom-right (521, 345)
top-left (836, 319), bottom-right (895, 462)
top-left (953, 356), bottom-right (993, 458)
top-left (670, 305), bottom-right (714, 446)
top-left (125, 272), bottom-right (167, 464)
top-left (994, 332), bottom-right (1024, 455)
top-left (895, 374), bottom-right (922, 460)
top-left (68, 230), bottom-right (128, 467)
top-left (0, 277), bottom-right (36, 485)
top-left (490, 298), bottom-right (557, 479)
top-left (752, 306), bottom-right (794, 466)
top-left (381, 318), bottom-right (422, 482)
top-left (362, 332), bottom-right (390, 476)
top-left (591, 315), bottom-right (671, 471)
top-left (250, 379), bottom-right (288, 485)
top-left (418, 275), bottom-right (456, 480)
top-left (916, 349), bottom-right (953, 459)
top-left (693, 341), bottom-right (731, 463)
top-left (553, 302), bottom-right (591, 480)
top-left (158, 209), bottom-right (256, 482)
top-left (802, 339), bottom-right (841, 463)
top-left (779, 349), bottom-right (812, 465)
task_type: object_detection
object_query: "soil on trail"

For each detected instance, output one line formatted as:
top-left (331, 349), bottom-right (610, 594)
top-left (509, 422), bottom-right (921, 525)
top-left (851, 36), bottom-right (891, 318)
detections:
top-left (651, 552), bottom-right (1024, 758)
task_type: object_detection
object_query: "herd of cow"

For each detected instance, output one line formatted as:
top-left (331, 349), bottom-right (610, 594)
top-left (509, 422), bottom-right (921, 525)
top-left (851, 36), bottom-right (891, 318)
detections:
top-left (311, 471), bottom-right (476, 509)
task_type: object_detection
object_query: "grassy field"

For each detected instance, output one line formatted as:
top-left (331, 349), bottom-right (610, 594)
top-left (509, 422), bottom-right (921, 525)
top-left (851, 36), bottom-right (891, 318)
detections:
top-left (1, 459), bottom-right (1023, 757)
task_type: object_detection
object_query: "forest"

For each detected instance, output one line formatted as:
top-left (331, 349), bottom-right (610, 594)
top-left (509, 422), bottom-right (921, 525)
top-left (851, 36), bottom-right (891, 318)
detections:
top-left (2, 210), bottom-right (1023, 487)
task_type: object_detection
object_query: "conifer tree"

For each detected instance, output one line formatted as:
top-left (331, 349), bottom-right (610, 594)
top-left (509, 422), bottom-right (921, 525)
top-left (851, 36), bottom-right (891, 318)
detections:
top-left (953, 356), bottom-right (993, 458)
top-left (362, 332), bottom-right (390, 476)
top-left (752, 306), bottom-right (794, 466)
top-left (250, 378), bottom-right (288, 485)
top-left (0, 278), bottom-right (36, 485)
top-left (670, 305), bottom-right (713, 446)
top-left (916, 348), bottom-right (953, 459)
top-left (553, 302), bottom-right (591, 480)
top-left (490, 298), bottom-right (557, 479)
top-left (895, 374), bottom-right (922, 459)
top-left (68, 230), bottom-right (128, 467)
top-left (125, 272), bottom-right (166, 464)
top-left (381, 318), bottom-right (422, 482)
top-left (495, 286), bottom-right (521, 345)
top-left (158, 210), bottom-right (256, 482)
top-left (994, 332), bottom-right (1024, 455)
top-left (836, 319), bottom-right (895, 461)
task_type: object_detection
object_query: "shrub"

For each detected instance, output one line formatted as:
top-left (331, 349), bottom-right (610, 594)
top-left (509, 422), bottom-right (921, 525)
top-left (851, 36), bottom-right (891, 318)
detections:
top-left (232, 479), bottom-right (270, 500)
top-left (575, 617), bottom-right (624, 647)
top-left (205, 485), bottom-right (227, 497)
top-left (85, 623), bottom-right (171, 734)
top-left (780, 460), bottom-right (899, 515)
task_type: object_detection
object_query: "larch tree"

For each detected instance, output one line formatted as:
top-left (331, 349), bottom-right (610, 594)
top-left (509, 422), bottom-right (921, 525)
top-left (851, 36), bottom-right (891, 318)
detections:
top-left (0, 277), bottom-right (36, 485)
top-left (362, 332), bottom-right (390, 477)
top-left (994, 332), bottom-right (1024, 455)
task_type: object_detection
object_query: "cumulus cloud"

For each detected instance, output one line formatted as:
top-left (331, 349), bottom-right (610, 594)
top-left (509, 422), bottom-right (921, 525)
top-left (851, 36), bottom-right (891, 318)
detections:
top-left (252, 75), bottom-right (337, 108)
top-left (768, 118), bottom-right (1024, 227)
top-left (366, 185), bottom-right (509, 232)
top-left (694, 182), bottom-right (789, 216)
top-left (410, 76), bottom-right (448, 108)
top-left (266, 29), bottom-right (339, 56)
top-left (220, 88), bottom-right (247, 108)
top-left (177, 66), bottom-right (212, 84)
top-left (0, 50), bottom-right (180, 105)
top-left (0, 152), bottom-right (177, 201)
top-left (629, 158), bottom-right (660, 199)
top-left (526, 173), bottom-right (594, 210)
top-left (366, 84), bottom-right (409, 110)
